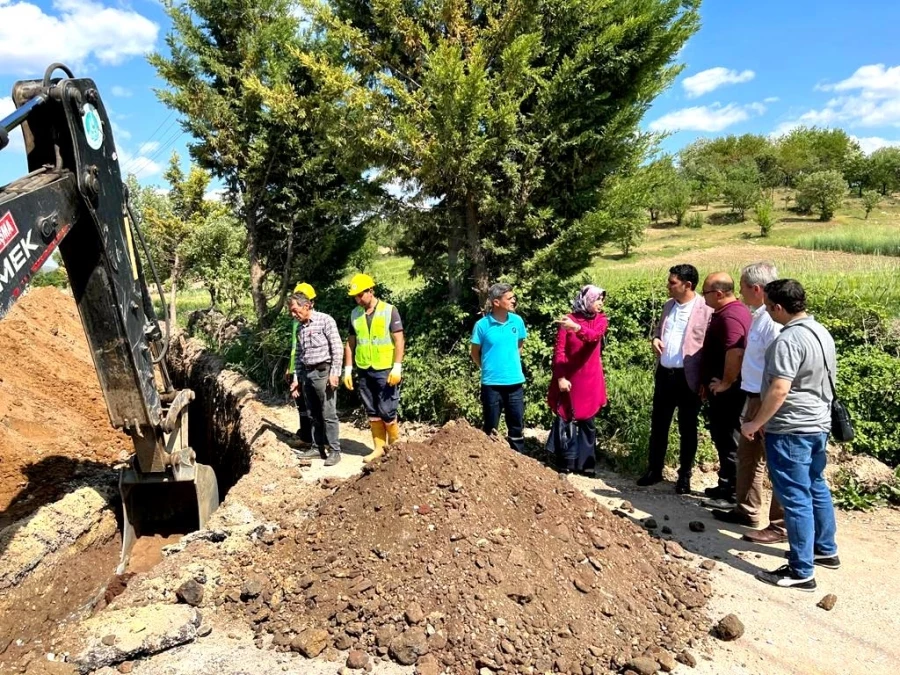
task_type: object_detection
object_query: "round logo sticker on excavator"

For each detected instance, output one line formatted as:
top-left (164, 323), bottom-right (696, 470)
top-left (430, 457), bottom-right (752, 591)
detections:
top-left (82, 103), bottom-right (103, 150)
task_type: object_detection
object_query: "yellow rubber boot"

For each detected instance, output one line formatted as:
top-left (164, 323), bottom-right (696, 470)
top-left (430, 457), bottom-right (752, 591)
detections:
top-left (385, 419), bottom-right (400, 445)
top-left (364, 420), bottom-right (387, 463)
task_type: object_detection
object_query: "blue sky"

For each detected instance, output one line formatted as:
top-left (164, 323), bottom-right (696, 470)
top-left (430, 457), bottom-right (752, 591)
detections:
top-left (3, 0), bottom-right (900, 189)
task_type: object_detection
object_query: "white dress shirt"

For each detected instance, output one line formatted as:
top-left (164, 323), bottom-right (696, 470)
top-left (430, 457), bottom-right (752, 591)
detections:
top-left (660, 297), bottom-right (697, 369)
top-left (741, 303), bottom-right (782, 393)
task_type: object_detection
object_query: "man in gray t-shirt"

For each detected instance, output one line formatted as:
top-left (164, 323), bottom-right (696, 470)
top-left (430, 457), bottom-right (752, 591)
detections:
top-left (740, 279), bottom-right (839, 592)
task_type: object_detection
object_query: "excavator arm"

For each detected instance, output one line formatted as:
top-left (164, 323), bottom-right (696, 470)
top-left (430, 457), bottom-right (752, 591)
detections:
top-left (0, 64), bottom-right (219, 573)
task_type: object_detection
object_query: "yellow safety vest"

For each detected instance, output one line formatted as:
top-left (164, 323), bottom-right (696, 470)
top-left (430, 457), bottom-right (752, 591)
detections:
top-left (352, 300), bottom-right (395, 370)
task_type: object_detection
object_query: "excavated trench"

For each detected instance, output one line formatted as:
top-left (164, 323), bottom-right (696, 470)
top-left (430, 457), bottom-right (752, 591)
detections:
top-left (0, 295), bottom-right (254, 673)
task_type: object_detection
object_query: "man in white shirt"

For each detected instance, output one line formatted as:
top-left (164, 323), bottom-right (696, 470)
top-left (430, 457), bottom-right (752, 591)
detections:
top-left (638, 264), bottom-right (713, 493)
top-left (711, 262), bottom-right (786, 543)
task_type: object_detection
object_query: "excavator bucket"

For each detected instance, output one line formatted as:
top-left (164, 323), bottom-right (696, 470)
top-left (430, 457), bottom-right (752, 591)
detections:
top-left (117, 462), bottom-right (220, 574)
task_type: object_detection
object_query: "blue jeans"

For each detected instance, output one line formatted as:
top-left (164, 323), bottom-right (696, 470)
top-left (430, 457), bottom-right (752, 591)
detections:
top-left (481, 384), bottom-right (525, 453)
top-left (765, 432), bottom-right (837, 578)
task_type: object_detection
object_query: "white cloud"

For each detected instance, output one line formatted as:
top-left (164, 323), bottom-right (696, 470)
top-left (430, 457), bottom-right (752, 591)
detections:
top-left (682, 67), bottom-right (755, 98)
top-left (0, 0), bottom-right (158, 75)
top-left (138, 141), bottom-right (160, 156)
top-left (117, 147), bottom-right (162, 180)
top-left (0, 96), bottom-right (25, 154)
top-left (110, 120), bottom-right (131, 141)
top-left (764, 96), bottom-right (780, 103)
top-left (110, 85), bottom-right (132, 98)
top-left (649, 102), bottom-right (767, 133)
top-left (785, 64), bottom-right (900, 131)
top-left (851, 135), bottom-right (900, 155)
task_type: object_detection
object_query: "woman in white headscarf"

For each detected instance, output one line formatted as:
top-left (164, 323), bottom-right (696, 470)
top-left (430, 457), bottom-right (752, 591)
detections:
top-left (547, 285), bottom-right (608, 474)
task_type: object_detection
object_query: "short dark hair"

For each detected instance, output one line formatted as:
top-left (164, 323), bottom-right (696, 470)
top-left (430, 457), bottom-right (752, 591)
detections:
top-left (764, 279), bottom-right (806, 314)
top-left (488, 283), bottom-right (513, 304)
top-left (669, 264), bottom-right (699, 290)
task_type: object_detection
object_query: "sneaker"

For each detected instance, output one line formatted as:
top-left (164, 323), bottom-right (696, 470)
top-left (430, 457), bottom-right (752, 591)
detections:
top-left (293, 446), bottom-right (326, 459)
top-left (783, 551), bottom-right (841, 570)
top-left (711, 509), bottom-right (759, 527)
top-left (755, 564), bottom-right (816, 592)
top-left (323, 451), bottom-right (342, 467)
top-left (675, 477), bottom-right (691, 495)
top-left (636, 471), bottom-right (663, 487)
top-left (701, 496), bottom-right (737, 509)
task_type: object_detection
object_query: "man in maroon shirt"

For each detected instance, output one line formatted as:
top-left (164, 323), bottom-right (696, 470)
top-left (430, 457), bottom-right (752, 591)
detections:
top-left (700, 272), bottom-right (752, 504)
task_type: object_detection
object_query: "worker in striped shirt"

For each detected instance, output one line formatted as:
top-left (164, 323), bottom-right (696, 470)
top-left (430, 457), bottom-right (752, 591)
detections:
top-left (288, 292), bottom-right (344, 467)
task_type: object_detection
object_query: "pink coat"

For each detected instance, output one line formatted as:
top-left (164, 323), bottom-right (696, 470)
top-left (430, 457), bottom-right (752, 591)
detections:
top-left (547, 312), bottom-right (608, 421)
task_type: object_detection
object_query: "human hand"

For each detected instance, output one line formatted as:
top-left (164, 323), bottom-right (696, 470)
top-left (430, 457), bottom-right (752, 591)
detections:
top-left (709, 378), bottom-right (730, 395)
top-left (558, 377), bottom-right (572, 393)
top-left (328, 375), bottom-right (339, 389)
top-left (556, 317), bottom-right (581, 332)
top-left (741, 420), bottom-right (763, 440)
top-left (387, 362), bottom-right (403, 386)
top-left (290, 381), bottom-right (300, 399)
top-left (652, 338), bottom-right (664, 356)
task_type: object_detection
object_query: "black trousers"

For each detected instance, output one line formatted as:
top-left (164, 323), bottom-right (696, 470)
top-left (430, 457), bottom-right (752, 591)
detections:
top-left (647, 366), bottom-right (702, 477)
top-left (707, 385), bottom-right (746, 491)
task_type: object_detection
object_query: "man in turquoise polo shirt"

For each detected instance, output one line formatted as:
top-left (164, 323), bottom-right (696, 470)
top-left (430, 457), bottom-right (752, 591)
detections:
top-left (471, 283), bottom-right (528, 452)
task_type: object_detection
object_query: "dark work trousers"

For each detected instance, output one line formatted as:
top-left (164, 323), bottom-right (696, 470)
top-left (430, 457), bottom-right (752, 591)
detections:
top-left (647, 366), bottom-right (702, 478)
top-left (707, 384), bottom-right (747, 492)
top-left (294, 393), bottom-right (313, 443)
top-left (301, 367), bottom-right (341, 454)
top-left (481, 384), bottom-right (526, 453)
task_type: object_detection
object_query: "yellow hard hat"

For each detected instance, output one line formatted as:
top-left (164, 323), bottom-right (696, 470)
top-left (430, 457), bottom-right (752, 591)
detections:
top-left (348, 273), bottom-right (375, 296)
top-left (293, 282), bottom-right (316, 300)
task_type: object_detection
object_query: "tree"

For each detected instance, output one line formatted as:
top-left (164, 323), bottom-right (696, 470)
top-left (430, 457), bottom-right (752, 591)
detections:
top-left (862, 189), bottom-right (881, 219)
top-left (843, 147), bottom-right (871, 196)
top-left (796, 170), bottom-right (846, 221)
top-left (301, 0), bottom-right (700, 303)
top-left (150, 0), bottom-right (371, 327)
top-left (755, 197), bottom-right (775, 237)
top-left (868, 147), bottom-right (900, 195)
top-left (723, 161), bottom-right (761, 221)
top-left (182, 211), bottom-right (249, 309)
top-left (661, 177), bottom-right (692, 226)
top-left (599, 174), bottom-right (647, 256)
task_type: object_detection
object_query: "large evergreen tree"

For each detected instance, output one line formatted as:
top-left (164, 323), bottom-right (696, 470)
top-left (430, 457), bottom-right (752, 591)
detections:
top-left (150, 0), bottom-right (372, 326)
top-left (296, 0), bottom-right (700, 303)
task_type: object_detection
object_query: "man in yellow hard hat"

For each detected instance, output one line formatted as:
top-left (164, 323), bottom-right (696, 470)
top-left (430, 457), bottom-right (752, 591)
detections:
top-left (342, 273), bottom-right (405, 462)
top-left (285, 282), bottom-right (317, 451)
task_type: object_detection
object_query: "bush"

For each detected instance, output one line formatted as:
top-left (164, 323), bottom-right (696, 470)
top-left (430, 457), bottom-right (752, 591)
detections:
top-left (31, 268), bottom-right (68, 288)
top-left (861, 189), bottom-right (881, 219)
top-left (685, 212), bottom-right (704, 229)
top-left (837, 347), bottom-right (900, 466)
top-left (754, 197), bottom-right (776, 237)
top-left (796, 170), bottom-right (845, 221)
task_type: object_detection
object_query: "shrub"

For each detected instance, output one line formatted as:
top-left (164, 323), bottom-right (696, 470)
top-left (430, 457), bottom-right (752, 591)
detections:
top-left (685, 212), bottom-right (704, 229)
top-left (861, 189), bottom-right (881, 219)
top-left (836, 346), bottom-right (900, 466)
top-left (796, 170), bottom-right (846, 221)
top-left (754, 197), bottom-right (776, 237)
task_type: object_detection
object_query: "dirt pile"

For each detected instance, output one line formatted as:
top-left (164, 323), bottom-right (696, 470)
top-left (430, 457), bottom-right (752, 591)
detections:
top-left (219, 422), bottom-right (710, 673)
top-left (0, 287), bottom-right (128, 528)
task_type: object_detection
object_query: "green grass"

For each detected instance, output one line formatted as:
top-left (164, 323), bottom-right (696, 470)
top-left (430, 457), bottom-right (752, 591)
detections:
top-left (368, 254), bottom-right (420, 294)
top-left (795, 224), bottom-right (900, 257)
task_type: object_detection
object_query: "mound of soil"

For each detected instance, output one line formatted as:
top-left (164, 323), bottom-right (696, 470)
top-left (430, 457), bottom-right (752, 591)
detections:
top-left (0, 287), bottom-right (128, 529)
top-left (221, 422), bottom-right (710, 673)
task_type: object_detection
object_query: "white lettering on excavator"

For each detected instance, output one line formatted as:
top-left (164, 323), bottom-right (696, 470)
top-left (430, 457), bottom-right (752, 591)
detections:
top-left (0, 230), bottom-right (41, 292)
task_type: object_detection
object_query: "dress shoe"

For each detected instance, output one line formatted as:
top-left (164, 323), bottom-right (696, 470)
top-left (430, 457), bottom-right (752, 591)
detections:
top-left (742, 524), bottom-right (788, 544)
top-left (711, 509), bottom-right (759, 527)
top-left (703, 484), bottom-right (735, 501)
top-left (636, 471), bottom-right (663, 487)
top-left (675, 476), bottom-right (691, 494)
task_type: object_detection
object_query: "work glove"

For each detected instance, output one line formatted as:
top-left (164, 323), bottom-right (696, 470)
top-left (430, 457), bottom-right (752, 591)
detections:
top-left (342, 366), bottom-right (354, 390)
top-left (387, 362), bottom-right (403, 387)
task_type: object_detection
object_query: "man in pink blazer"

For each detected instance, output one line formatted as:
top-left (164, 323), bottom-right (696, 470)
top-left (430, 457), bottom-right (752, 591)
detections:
top-left (637, 264), bottom-right (713, 493)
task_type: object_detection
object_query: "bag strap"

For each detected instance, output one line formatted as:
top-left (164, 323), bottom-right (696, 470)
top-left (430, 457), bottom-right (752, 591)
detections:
top-left (784, 322), bottom-right (837, 399)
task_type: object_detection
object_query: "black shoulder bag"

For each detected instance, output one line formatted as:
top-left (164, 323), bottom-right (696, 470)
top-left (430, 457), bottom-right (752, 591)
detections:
top-left (791, 323), bottom-right (854, 443)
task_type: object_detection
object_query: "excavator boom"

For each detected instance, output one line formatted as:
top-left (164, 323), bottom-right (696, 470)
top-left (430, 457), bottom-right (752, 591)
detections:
top-left (0, 64), bottom-right (219, 573)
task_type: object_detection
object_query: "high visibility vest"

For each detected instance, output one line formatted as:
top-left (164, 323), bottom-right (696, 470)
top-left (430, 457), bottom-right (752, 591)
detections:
top-left (352, 301), bottom-right (395, 370)
top-left (288, 320), bottom-right (299, 372)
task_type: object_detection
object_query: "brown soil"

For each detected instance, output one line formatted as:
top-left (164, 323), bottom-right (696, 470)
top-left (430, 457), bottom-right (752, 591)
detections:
top-left (0, 287), bottom-right (129, 529)
top-left (218, 422), bottom-right (710, 673)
